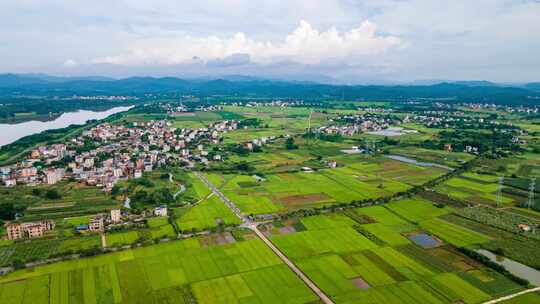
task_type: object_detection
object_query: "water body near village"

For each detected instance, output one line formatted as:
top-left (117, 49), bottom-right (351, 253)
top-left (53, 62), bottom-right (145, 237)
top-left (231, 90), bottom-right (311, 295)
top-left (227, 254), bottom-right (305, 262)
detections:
top-left (0, 106), bottom-right (133, 147)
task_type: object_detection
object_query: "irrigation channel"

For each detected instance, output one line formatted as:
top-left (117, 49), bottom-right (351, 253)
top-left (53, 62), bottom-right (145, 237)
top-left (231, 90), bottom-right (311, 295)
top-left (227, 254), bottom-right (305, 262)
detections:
top-left (194, 171), bottom-right (335, 304)
top-left (475, 249), bottom-right (540, 286)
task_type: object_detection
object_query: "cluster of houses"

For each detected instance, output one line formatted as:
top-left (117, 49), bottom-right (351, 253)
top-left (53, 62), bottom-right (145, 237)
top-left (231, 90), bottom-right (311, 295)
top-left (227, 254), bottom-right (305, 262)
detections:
top-left (70, 95), bottom-right (137, 101)
top-left (223, 100), bottom-right (304, 107)
top-left (461, 103), bottom-right (538, 115)
top-left (316, 114), bottom-right (401, 137)
top-left (4, 205), bottom-right (169, 241)
top-left (1, 119), bottom-right (241, 189)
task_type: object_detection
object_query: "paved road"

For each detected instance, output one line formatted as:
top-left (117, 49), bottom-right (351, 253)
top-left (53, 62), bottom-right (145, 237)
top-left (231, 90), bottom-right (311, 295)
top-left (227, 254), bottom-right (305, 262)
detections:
top-left (194, 172), bottom-right (335, 304)
top-left (168, 173), bottom-right (186, 199)
top-left (481, 287), bottom-right (540, 304)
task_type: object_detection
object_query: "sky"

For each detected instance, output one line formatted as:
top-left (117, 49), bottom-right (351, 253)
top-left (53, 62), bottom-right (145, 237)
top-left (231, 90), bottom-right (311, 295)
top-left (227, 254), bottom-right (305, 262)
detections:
top-left (1, 0), bottom-right (539, 83)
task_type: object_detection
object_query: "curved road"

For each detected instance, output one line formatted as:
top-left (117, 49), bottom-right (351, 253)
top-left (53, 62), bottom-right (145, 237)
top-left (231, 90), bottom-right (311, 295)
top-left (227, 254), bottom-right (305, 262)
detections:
top-left (194, 171), bottom-right (335, 304)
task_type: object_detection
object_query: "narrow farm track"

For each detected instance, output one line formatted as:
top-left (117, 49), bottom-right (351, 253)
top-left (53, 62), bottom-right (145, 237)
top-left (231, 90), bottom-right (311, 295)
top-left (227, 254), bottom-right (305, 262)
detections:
top-left (481, 287), bottom-right (540, 304)
top-left (194, 171), bottom-right (335, 304)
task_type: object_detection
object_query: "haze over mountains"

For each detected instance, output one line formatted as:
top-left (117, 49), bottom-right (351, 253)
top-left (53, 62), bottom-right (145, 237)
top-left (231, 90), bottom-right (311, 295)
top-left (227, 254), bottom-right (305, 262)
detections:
top-left (0, 74), bottom-right (539, 106)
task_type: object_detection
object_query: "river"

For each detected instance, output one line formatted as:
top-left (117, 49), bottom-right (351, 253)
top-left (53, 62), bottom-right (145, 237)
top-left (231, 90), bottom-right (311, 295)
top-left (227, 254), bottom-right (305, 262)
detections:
top-left (0, 106), bottom-right (133, 147)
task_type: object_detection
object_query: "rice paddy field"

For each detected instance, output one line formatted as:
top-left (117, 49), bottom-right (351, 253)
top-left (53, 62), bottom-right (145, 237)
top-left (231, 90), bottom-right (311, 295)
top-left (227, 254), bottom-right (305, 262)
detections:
top-left (0, 237), bottom-right (318, 304)
top-left (268, 198), bottom-right (522, 304)
top-left (435, 172), bottom-right (518, 206)
top-left (210, 155), bottom-right (446, 215)
top-left (174, 195), bottom-right (241, 232)
top-left (173, 171), bottom-right (241, 231)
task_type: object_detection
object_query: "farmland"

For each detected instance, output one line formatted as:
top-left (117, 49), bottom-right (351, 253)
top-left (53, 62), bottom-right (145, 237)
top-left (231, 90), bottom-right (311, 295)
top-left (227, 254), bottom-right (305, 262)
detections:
top-left (267, 198), bottom-right (521, 304)
top-left (1, 100), bottom-right (539, 304)
top-left (211, 154), bottom-right (447, 215)
top-left (0, 236), bottom-right (318, 304)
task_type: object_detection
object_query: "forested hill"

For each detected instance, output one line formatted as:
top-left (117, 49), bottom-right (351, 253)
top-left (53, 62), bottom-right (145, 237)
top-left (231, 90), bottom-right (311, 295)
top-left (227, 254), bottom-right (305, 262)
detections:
top-left (1, 74), bottom-right (539, 105)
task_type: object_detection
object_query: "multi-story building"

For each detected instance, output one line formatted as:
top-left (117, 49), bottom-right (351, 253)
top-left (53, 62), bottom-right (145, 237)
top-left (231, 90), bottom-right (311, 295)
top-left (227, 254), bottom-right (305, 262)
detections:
top-left (5, 220), bottom-right (55, 240)
top-left (44, 168), bottom-right (65, 185)
top-left (154, 205), bottom-right (168, 217)
top-left (5, 223), bottom-right (23, 240)
top-left (110, 209), bottom-right (121, 223)
top-left (89, 215), bottom-right (104, 231)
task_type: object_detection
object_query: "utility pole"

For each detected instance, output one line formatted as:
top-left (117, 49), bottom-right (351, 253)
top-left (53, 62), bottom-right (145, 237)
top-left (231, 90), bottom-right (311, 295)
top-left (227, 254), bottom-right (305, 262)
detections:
top-left (528, 177), bottom-right (536, 209)
top-left (496, 176), bottom-right (505, 207)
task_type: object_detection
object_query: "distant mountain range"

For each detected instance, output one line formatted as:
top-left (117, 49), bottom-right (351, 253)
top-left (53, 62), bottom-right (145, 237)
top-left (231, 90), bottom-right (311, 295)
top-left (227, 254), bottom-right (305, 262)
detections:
top-left (0, 73), bottom-right (539, 105)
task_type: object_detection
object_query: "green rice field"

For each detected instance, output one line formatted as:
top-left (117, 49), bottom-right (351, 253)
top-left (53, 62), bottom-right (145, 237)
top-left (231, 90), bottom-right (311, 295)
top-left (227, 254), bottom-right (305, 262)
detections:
top-left (270, 208), bottom-right (518, 304)
top-left (0, 237), bottom-right (318, 304)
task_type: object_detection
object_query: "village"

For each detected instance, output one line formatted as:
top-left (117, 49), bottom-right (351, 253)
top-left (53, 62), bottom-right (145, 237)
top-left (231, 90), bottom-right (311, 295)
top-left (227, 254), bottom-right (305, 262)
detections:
top-left (0, 119), bottom-right (244, 189)
top-left (4, 204), bottom-right (169, 241)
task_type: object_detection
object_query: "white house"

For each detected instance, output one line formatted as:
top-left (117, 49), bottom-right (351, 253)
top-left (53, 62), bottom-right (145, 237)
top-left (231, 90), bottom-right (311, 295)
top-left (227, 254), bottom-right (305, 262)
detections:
top-left (154, 205), bottom-right (168, 217)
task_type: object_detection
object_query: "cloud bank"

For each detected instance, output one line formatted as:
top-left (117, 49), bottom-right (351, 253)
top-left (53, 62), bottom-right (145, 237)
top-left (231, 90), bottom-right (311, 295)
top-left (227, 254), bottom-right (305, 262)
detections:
top-left (93, 20), bottom-right (401, 67)
top-left (1, 0), bottom-right (539, 82)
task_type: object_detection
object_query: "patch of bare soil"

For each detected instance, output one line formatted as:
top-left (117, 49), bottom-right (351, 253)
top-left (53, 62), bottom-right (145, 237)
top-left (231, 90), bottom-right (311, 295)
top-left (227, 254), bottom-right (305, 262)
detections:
top-left (279, 226), bottom-right (297, 235)
top-left (351, 277), bottom-right (370, 290)
top-left (280, 193), bottom-right (330, 205)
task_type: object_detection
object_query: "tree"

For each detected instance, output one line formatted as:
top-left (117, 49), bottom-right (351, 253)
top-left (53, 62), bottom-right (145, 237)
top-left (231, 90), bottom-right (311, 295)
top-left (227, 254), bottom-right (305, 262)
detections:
top-left (0, 203), bottom-right (19, 220)
top-left (285, 137), bottom-right (298, 150)
top-left (110, 185), bottom-right (120, 196)
top-left (45, 189), bottom-right (61, 199)
top-left (153, 188), bottom-right (174, 205)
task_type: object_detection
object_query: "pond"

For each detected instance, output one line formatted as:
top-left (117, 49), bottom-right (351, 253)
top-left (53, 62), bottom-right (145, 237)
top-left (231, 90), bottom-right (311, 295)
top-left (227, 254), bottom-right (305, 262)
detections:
top-left (408, 233), bottom-right (442, 248)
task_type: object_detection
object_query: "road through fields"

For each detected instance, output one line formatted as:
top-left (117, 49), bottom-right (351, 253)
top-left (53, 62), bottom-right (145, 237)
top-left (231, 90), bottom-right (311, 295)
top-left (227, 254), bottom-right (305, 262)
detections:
top-left (194, 171), bottom-right (335, 304)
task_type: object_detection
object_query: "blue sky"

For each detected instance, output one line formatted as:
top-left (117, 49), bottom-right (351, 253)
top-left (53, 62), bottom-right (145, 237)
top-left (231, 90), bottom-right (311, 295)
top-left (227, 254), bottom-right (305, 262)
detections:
top-left (1, 0), bottom-right (539, 83)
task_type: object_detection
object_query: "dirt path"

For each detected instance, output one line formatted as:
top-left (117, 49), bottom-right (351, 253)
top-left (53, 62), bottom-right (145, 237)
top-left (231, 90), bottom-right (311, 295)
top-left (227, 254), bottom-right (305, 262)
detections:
top-left (194, 171), bottom-right (335, 304)
top-left (101, 233), bottom-right (107, 248)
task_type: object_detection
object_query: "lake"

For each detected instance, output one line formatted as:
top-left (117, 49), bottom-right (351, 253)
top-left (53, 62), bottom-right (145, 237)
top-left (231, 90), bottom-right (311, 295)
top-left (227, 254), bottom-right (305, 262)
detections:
top-left (0, 106), bottom-right (133, 147)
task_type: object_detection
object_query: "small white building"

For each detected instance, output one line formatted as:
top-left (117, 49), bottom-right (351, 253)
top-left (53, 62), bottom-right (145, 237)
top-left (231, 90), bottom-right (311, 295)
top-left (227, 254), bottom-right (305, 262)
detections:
top-left (154, 205), bottom-right (168, 217)
top-left (4, 179), bottom-right (16, 187)
top-left (110, 209), bottom-right (121, 223)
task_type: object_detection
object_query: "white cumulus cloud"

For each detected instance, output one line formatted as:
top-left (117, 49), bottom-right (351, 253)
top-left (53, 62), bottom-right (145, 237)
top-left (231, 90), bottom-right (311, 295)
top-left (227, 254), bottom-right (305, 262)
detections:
top-left (92, 20), bottom-right (401, 66)
top-left (63, 59), bottom-right (79, 68)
